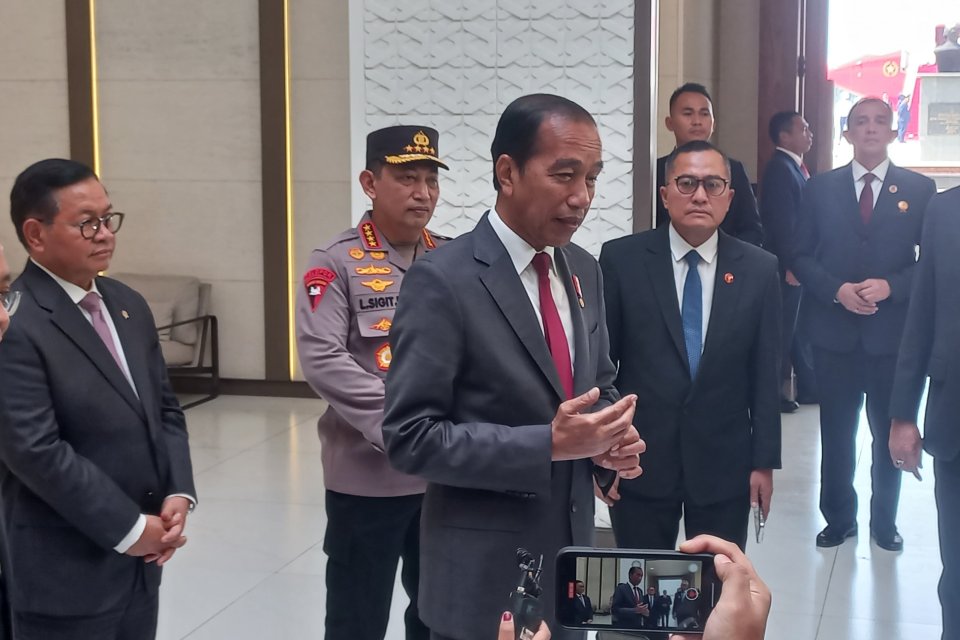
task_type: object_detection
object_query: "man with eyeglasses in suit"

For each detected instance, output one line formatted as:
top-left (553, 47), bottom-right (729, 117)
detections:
top-left (601, 140), bottom-right (782, 552)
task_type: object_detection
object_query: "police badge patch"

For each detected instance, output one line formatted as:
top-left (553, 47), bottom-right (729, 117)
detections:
top-left (304, 267), bottom-right (337, 311)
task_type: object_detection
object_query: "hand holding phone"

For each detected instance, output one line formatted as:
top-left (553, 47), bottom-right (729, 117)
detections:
top-left (671, 535), bottom-right (771, 640)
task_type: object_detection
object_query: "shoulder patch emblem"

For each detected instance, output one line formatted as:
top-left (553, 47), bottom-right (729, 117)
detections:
top-left (370, 318), bottom-right (392, 332)
top-left (360, 222), bottom-right (382, 250)
top-left (349, 247), bottom-right (365, 260)
top-left (361, 278), bottom-right (394, 293)
top-left (304, 267), bottom-right (337, 311)
top-left (356, 265), bottom-right (393, 276)
top-left (375, 343), bottom-right (392, 371)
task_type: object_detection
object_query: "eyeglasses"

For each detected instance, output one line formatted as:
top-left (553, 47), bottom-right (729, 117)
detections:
top-left (1, 290), bottom-right (20, 316)
top-left (673, 176), bottom-right (729, 197)
top-left (75, 212), bottom-right (126, 239)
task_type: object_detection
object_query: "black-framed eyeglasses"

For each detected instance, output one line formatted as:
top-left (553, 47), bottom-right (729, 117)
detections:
top-left (75, 212), bottom-right (125, 239)
top-left (673, 175), bottom-right (729, 197)
top-left (1, 290), bottom-right (21, 316)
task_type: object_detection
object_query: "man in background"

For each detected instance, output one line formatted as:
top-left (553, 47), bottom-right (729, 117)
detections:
top-left (655, 83), bottom-right (763, 246)
top-left (611, 567), bottom-right (649, 629)
top-left (793, 98), bottom-right (936, 551)
top-left (296, 125), bottom-right (450, 640)
top-left (760, 110), bottom-right (816, 412)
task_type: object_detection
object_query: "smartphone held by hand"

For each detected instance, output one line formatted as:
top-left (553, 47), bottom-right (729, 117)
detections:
top-left (555, 546), bottom-right (721, 637)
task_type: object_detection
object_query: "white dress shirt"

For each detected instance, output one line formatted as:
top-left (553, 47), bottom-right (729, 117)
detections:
top-left (851, 158), bottom-right (890, 209)
top-left (668, 224), bottom-right (718, 348)
top-left (31, 259), bottom-right (196, 553)
top-left (775, 146), bottom-right (804, 168)
top-left (488, 209), bottom-right (576, 364)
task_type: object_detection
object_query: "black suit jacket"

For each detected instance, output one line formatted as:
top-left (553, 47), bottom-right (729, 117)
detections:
top-left (0, 261), bottom-right (196, 617)
top-left (890, 187), bottom-right (960, 461)
top-left (611, 583), bottom-right (644, 628)
top-left (383, 213), bottom-right (619, 640)
top-left (657, 155), bottom-right (764, 246)
top-left (600, 227), bottom-right (782, 505)
top-left (570, 593), bottom-right (593, 623)
top-left (759, 150), bottom-right (807, 272)
top-left (793, 163), bottom-right (936, 356)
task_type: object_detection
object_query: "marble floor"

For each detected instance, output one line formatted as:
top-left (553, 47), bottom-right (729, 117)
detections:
top-left (157, 395), bottom-right (943, 640)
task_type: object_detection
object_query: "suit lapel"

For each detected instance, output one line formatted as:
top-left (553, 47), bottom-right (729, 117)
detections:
top-left (873, 164), bottom-right (903, 225)
top-left (474, 216), bottom-right (566, 400)
top-left (23, 263), bottom-right (144, 417)
top-left (644, 228), bottom-right (687, 365)
top-left (554, 248), bottom-right (590, 396)
top-left (699, 234), bottom-right (745, 379)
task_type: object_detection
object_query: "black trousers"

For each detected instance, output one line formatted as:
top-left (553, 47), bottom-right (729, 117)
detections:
top-left (14, 564), bottom-right (157, 640)
top-left (780, 280), bottom-right (802, 384)
top-left (324, 490), bottom-right (428, 640)
top-left (813, 347), bottom-right (901, 536)
top-left (610, 492), bottom-right (750, 552)
top-left (783, 283), bottom-right (817, 400)
top-left (936, 454), bottom-right (960, 640)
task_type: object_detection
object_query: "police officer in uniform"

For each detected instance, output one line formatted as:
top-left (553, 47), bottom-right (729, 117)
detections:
top-left (295, 125), bottom-right (449, 640)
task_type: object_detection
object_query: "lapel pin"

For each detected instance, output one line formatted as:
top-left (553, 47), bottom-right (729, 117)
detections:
top-left (121, 310), bottom-right (130, 319)
top-left (898, 200), bottom-right (909, 212)
top-left (572, 275), bottom-right (585, 308)
top-left (724, 273), bottom-right (734, 284)
top-left (889, 185), bottom-right (898, 194)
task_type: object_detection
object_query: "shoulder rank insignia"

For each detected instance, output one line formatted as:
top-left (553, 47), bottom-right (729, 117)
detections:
top-left (304, 267), bottom-right (337, 311)
top-left (349, 247), bottom-right (365, 260)
top-left (370, 318), bottom-right (392, 332)
top-left (422, 228), bottom-right (437, 250)
top-left (370, 250), bottom-right (386, 260)
top-left (361, 278), bottom-right (394, 293)
top-left (356, 264), bottom-right (392, 276)
top-left (360, 221), bottom-right (382, 250)
top-left (375, 343), bottom-right (392, 371)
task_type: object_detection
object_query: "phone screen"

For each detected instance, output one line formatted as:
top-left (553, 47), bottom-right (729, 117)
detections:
top-left (555, 547), bottom-right (720, 636)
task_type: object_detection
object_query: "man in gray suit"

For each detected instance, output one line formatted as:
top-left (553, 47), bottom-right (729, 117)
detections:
top-left (0, 159), bottom-right (195, 639)
top-left (383, 94), bottom-right (643, 640)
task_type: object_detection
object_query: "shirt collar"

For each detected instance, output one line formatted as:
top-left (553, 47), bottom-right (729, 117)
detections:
top-left (488, 208), bottom-right (557, 275)
top-left (30, 258), bottom-right (101, 305)
top-left (852, 158), bottom-right (890, 184)
top-left (668, 223), bottom-right (718, 265)
top-left (775, 147), bottom-right (804, 167)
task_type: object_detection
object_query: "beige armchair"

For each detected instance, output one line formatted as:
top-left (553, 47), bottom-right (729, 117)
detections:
top-left (110, 273), bottom-right (220, 408)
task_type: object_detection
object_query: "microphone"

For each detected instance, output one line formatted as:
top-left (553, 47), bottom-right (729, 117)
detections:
top-left (508, 548), bottom-right (543, 640)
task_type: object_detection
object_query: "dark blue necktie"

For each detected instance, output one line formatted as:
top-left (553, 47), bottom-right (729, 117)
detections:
top-left (682, 250), bottom-right (702, 378)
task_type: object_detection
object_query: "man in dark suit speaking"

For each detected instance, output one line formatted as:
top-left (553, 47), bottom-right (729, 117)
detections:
top-left (601, 141), bottom-right (782, 551)
top-left (793, 98), bottom-right (935, 551)
top-left (0, 159), bottom-right (196, 639)
top-left (383, 94), bottom-right (644, 640)
top-left (610, 567), bottom-right (649, 629)
top-left (889, 185), bottom-right (960, 639)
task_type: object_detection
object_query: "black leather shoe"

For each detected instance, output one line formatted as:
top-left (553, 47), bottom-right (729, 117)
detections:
top-left (816, 524), bottom-right (858, 547)
top-left (872, 531), bottom-right (904, 552)
top-left (780, 399), bottom-right (800, 413)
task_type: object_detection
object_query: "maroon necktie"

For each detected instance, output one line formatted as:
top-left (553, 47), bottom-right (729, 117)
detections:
top-left (859, 173), bottom-right (876, 225)
top-left (532, 253), bottom-right (574, 399)
top-left (800, 163), bottom-right (810, 179)
top-left (78, 292), bottom-right (124, 370)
